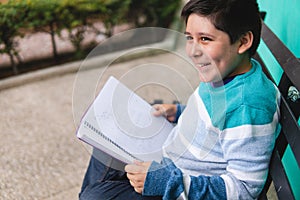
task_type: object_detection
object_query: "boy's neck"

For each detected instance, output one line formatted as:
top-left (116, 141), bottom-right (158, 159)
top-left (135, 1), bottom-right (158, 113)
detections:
top-left (212, 58), bottom-right (252, 88)
top-left (228, 57), bottom-right (252, 77)
top-left (211, 75), bottom-right (240, 88)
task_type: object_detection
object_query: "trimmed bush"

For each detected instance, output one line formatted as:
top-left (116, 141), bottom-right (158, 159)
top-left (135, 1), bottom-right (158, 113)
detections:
top-left (0, 0), bottom-right (28, 74)
top-left (0, 0), bottom-right (181, 74)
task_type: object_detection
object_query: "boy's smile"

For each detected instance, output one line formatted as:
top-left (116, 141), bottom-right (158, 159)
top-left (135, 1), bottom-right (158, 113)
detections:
top-left (185, 13), bottom-right (252, 83)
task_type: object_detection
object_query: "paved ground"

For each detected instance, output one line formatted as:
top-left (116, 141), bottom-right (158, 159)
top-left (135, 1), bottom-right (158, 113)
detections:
top-left (0, 68), bottom-right (88, 199)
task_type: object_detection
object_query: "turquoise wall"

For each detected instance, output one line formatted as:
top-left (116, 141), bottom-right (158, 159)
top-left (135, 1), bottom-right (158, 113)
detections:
top-left (257, 0), bottom-right (300, 199)
top-left (258, 0), bottom-right (300, 57)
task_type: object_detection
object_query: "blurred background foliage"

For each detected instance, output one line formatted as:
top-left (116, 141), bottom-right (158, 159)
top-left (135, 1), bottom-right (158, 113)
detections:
top-left (0, 0), bottom-right (181, 75)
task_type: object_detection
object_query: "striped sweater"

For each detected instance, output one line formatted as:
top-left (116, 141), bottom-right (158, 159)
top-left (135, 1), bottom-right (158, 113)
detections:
top-left (143, 59), bottom-right (281, 199)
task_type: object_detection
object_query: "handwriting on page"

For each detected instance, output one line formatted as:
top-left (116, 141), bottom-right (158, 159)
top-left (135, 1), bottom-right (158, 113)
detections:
top-left (128, 94), bottom-right (152, 128)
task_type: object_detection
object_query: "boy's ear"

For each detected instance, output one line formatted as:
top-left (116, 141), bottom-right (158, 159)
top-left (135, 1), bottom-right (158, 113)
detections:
top-left (238, 31), bottom-right (254, 54)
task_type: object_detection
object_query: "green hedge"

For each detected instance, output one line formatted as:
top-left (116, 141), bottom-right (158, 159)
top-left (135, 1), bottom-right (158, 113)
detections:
top-left (0, 0), bottom-right (181, 74)
top-left (0, 0), bottom-right (28, 74)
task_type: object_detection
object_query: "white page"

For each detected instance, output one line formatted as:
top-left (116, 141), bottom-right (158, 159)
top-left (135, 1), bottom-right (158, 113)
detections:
top-left (77, 76), bottom-right (174, 163)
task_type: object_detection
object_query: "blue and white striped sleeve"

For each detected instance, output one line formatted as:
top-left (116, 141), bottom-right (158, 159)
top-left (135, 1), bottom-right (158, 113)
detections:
top-left (143, 158), bottom-right (227, 200)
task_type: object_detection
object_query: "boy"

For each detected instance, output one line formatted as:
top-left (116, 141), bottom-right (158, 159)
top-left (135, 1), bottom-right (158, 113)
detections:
top-left (79, 0), bottom-right (280, 199)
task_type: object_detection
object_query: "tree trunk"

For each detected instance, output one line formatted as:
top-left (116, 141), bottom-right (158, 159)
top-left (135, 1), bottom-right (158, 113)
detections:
top-left (9, 52), bottom-right (18, 75)
top-left (49, 22), bottom-right (58, 61)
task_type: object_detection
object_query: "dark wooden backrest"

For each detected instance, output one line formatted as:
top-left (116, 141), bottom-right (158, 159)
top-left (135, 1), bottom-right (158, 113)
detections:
top-left (256, 22), bottom-right (300, 200)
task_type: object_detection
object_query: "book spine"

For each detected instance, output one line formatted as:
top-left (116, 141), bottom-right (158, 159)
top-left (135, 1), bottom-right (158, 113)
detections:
top-left (83, 121), bottom-right (141, 161)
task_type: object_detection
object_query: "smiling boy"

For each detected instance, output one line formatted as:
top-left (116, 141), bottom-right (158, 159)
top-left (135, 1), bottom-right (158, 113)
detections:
top-left (80, 0), bottom-right (280, 199)
top-left (125, 0), bottom-right (280, 199)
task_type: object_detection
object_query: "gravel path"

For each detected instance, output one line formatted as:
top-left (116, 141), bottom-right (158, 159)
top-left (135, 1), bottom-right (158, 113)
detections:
top-left (0, 72), bottom-right (89, 199)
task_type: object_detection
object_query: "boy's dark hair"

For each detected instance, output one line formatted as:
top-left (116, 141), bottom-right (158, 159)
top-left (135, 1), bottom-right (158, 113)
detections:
top-left (181, 0), bottom-right (262, 56)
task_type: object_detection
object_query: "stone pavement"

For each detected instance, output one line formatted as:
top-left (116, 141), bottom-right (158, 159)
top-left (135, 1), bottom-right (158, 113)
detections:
top-left (0, 69), bottom-right (89, 199)
top-left (0, 39), bottom-right (199, 199)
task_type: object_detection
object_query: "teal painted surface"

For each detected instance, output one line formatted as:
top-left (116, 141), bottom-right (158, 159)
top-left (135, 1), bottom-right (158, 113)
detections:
top-left (258, 0), bottom-right (300, 57)
top-left (257, 1), bottom-right (300, 199)
top-left (257, 41), bottom-right (283, 85)
top-left (282, 145), bottom-right (300, 197)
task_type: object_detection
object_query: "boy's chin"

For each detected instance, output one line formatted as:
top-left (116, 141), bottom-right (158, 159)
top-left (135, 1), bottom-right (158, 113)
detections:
top-left (198, 74), bottom-right (222, 83)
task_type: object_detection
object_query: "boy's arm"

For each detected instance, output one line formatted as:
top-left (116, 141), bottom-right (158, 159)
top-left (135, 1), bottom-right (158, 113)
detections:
top-left (125, 159), bottom-right (226, 199)
top-left (143, 159), bottom-right (227, 199)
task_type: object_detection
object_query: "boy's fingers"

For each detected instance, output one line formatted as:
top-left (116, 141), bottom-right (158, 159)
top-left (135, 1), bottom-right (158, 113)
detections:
top-left (127, 173), bottom-right (144, 183)
top-left (133, 160), bottom-right (143, 165)
top-left (125, 163), bottom-right (147, 173)
top-left (152, 104), bottom-right (166, 117)
top-left (124, 164), bottom-right (135, 173)
top-left (152, 105), bottom-right (163, 116)
top-left (133, 186), bottom-right (143, 194)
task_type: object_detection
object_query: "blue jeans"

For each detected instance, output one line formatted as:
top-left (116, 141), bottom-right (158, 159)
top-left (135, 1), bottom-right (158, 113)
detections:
top-left (79, 149), bottom-right (162, 200)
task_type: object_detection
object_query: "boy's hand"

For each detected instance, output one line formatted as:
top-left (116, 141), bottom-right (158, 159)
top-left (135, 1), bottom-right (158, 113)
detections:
top-left (125, 161), bottom-right (151, 194)
top-left (152, 104), bottom-right (177, 122)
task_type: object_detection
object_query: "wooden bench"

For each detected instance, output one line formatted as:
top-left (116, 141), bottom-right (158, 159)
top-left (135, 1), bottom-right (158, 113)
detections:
top-left (255, 22), bottom-right (300, 200)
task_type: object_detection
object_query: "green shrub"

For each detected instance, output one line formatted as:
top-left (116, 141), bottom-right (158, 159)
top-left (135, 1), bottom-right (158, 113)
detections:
top-left (26, 0), bottom-right (65, 59)
top-left (0, 0), bottom-right (181, 74)
top-left (0, 0), bottom-right (29, 74)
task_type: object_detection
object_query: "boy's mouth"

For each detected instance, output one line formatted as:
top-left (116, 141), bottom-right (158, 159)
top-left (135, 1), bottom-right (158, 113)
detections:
top-left (196, 63), bottom-right (210, 68)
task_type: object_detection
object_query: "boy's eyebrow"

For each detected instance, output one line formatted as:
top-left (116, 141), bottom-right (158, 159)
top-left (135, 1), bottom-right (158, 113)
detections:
top-left (184, 31), bottom-right (215, 38)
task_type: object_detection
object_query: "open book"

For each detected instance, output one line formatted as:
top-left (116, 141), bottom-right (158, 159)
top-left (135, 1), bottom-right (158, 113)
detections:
top-left (76, 76), bottom-right (174, 163)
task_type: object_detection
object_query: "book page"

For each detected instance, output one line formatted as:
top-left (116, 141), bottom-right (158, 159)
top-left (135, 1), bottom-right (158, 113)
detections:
top-left (77, 76), bottom-right (174, 163)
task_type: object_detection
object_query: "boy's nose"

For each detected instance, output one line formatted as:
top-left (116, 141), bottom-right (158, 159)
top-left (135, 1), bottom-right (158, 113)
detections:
top-left (187, 41), bottom-right (202, 58)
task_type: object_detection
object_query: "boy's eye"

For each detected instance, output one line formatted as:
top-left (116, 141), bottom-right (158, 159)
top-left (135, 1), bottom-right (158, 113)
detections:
top-left (200, 37), bottom-right (212, 41)
top-left (185, 35), bottom-right (193, 40)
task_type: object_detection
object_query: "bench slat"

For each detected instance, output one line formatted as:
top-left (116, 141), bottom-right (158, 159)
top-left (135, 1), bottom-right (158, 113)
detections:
top-left (261, 22), bottom-right (300, 90)
top-left (278, 74), bottom-right (300, 119)
top-left (269, 149), bottom-right (295, 200)
top-left (279, 97), bottom-right (300, 167)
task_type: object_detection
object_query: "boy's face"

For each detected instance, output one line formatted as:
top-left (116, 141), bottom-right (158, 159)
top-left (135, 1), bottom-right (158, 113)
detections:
top-left (185, 13), bottom-right (244, 83)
